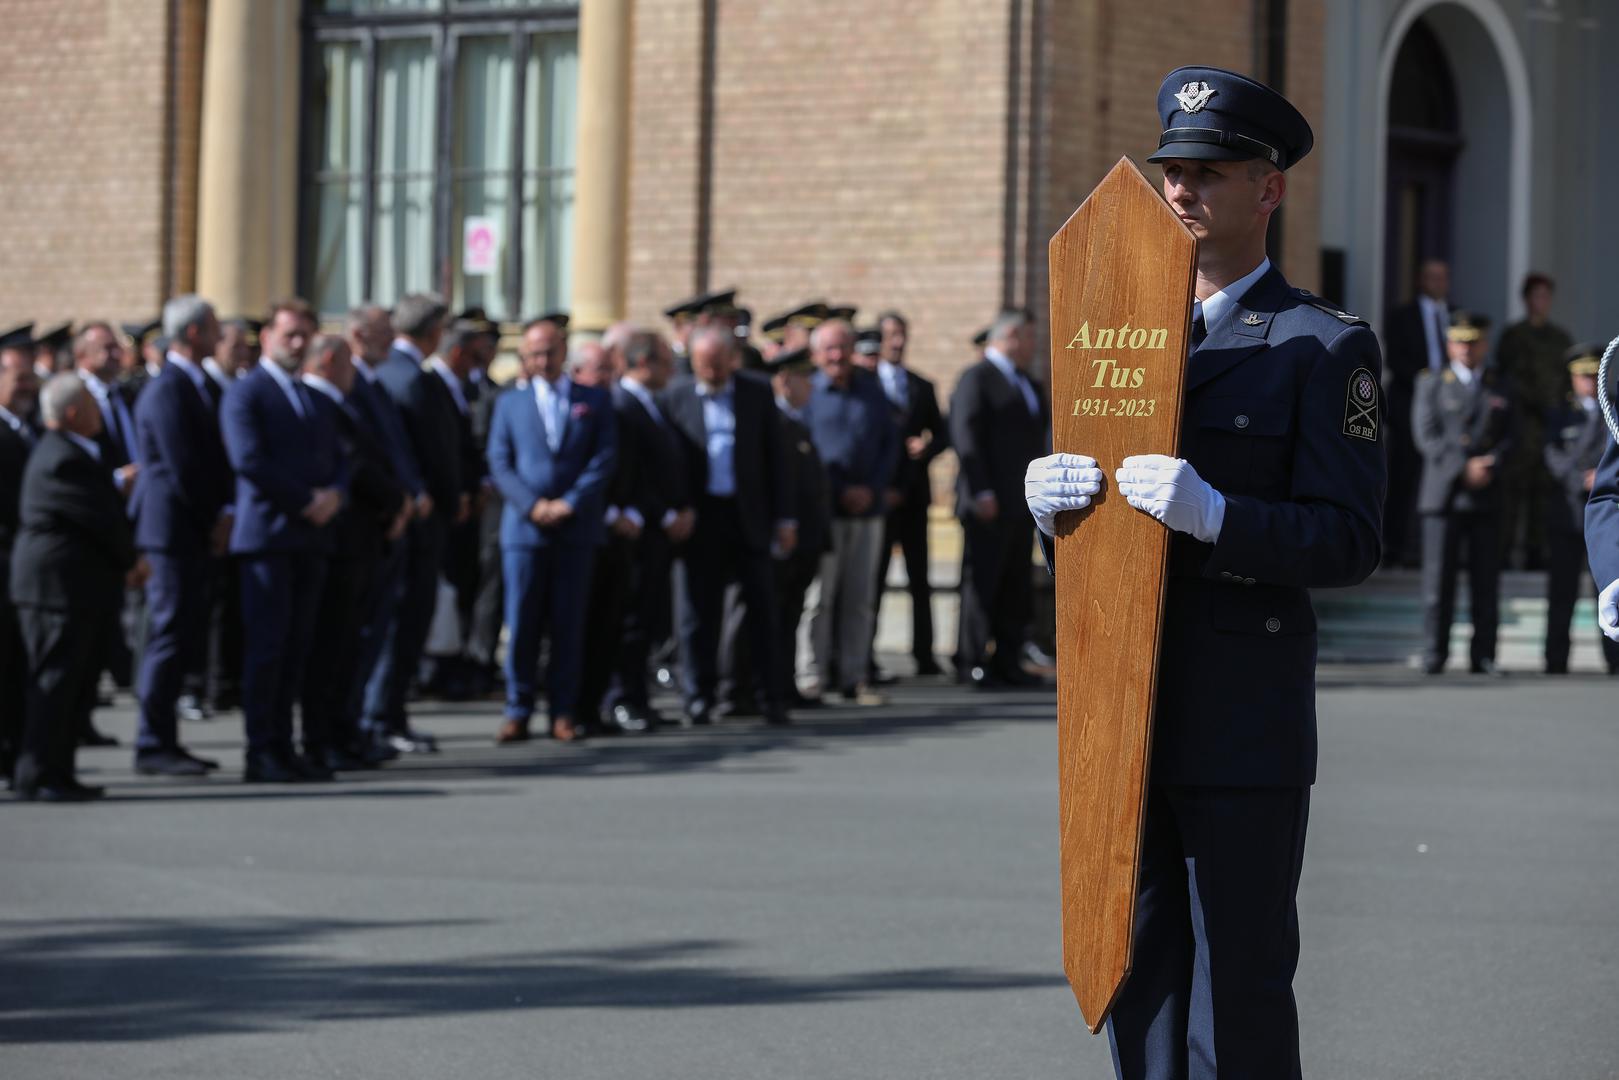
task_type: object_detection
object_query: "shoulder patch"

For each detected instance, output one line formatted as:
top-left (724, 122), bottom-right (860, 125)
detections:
top-left (1297, 292), bottom-right (1368, 327)
top-left (1343, 366), bottom-right (1379, 442)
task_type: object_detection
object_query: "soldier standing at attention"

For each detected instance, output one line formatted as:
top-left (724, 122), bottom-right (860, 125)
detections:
top-left (1495, 273), bottom-right (1573, 569)
top-left (1413, 311), bottom-right (1515, 677)
top-left (1023, 67), bottom-right (1385, 1077)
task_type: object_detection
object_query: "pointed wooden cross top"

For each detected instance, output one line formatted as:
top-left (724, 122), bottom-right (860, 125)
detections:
top-left (1047, 157), bottom-right (1197, 1033)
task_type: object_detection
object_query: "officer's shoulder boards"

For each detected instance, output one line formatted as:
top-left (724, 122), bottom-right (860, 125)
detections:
top-left (1295, 290), bottom-right (1368, 327)
top-left (1342, 366), bottom-right (1379, 442)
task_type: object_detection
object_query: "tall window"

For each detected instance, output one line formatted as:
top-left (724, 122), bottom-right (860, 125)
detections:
top-left (301, 1), bottom-right (579, 320)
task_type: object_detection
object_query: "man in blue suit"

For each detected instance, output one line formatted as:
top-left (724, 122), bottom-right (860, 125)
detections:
top-left (1025, 68), bottom-right (1385, 1078)
top-left (220, 299), bottom-right (348, 783)
top-left (486, 316), bottom-right (617, 745)
top-left (130, 295), bottom-right (234, 777)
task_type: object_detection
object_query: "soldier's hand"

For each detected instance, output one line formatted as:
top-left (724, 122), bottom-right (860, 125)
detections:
top-left (1601, 579), bottom-right (1619, 643)
top-left (1462, 455), bottom-right (1495, 490)
top-left (905, 434), bottom-right (930, 459)
top-left (1115, 455), bottom-right (1226, 544)
top-left (1025, 454), bottom-right (1101, 537)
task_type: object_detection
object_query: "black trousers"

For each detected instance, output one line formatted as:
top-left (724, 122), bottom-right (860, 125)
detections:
top-left (1420, 512), bottom-right (1500, 668)
top-left (1545, 529), bottom-right (1619, 672)
top-left (773, 550), bottom-right (820, 701)
top-left (0, 584), bottom-right (26, 781)
top-left (302, 554), bottom-right (379, 755)
top-left (1383, 385), bottom-right (1421, 565)
top-left (465, 496), bottom-right (505, 669)
top-left (579, 533), bottom-right (633, 723)
top-left (14, 604), bottom-right (109, 792)
top-left (677, 498), bottom-right (779, 711)
top-left (874, 502), bottom-right (934, 665)
top-left (182, 554), bottom-right (242, 708)
top-left (606, 530), bottom-right (670, 713)
top-left (955, 512), bottom-right (1034, 677)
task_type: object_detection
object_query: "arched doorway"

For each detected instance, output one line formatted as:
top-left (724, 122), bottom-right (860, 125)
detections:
top-left (1383, 19), bottom-right (1461, 314)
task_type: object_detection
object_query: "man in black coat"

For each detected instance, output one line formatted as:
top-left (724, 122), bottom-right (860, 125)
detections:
top-left (767, 347), bottom-right (831, 707)
top-left (0, 347), bottom-right (40, 785)
top-left (11, 374), bottom-right (146, 800)
top-left (949, 308), bottom-right (1049, 687)
top-left (1542, 345), bottom-right (1619, 674)
top-left (1413, 311), bottom-right (1516, 675)
top-left (664, 327), bottom-right (795, 726)
top-left (1382, 259), bottom-right (1453, 567)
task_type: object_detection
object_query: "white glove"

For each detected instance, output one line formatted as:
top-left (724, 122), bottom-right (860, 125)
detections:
top-left (1024, 453), bottom-right (1104, 537)
top-left (1114, 455), bottom-right (1226, 544)
top-left (1600, 579), bottom-right (1619, 642)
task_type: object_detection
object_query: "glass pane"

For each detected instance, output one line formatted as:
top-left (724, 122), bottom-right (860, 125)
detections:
top-left (521, 31), bottom-right (578, 317)
top-left (317, 0), bottom-right (443, 12)
top-left (374, 38), bottom-right (439, 306)
top-left (453, 36), bottom-right (515, 320)
top-left (304, 41), bottom-right (365, 315)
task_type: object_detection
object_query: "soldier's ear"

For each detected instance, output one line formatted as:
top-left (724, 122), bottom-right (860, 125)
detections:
top-left (1255, 165), bottom-right (1286, 218)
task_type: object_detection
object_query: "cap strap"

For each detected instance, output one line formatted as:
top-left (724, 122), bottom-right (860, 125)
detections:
top-left (1158, 126), bottom-right (1281, 166)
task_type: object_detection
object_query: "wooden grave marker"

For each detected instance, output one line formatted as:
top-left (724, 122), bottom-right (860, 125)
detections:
top-left (1047, 156), bottom-right (1198, 1033)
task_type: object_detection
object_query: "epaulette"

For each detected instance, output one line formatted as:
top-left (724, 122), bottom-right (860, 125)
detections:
top-left (1293, 289), bottom-right (1368, 327)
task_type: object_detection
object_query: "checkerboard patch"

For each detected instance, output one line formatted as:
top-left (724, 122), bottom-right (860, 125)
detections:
top-left (1343, 367), bottom-right (1379, 441)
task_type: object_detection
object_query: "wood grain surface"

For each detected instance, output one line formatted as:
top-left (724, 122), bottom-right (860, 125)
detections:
top-left (1047, 156), bottom-right (1197, 1034)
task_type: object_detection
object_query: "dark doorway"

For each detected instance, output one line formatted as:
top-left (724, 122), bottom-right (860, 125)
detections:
top-left (1384, 18), bottom-right (1463, 313)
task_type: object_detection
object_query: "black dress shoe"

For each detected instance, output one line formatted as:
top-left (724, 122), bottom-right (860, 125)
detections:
top-left (79, 727), bottom-right (119, 748)
top-left (719, 697), bottom-right (760, 718)
top-left (997, 666), bottom-right (1045, 688)
top-left (242, 753), bottom-right (303, 783)
top-left (788, 691), bottom-right (823, 710)
top-left (17, 780), bottom-right (105, 802)
top-left (684, 701), bottom-right (713, 727)
top-left (914, 657), bottom-right (945, 677)
top-left (179, 748), bottom-right (220, 770)
top-left (764, 707), bottom-right (792, 727)
top-left (868, 666), bottom-right (898, 687)
top-left (362, 738), bottom-right (400, 765)
top-left (135, 749), bottom-right (210, 777)
top-left (1470, 659), bottom-right (1508, 677)
top-left (292, 754), bottom-right (335, 782)
top-left (324, 747), bottom-right (372, 772)
top-left (1545, 663), bottom-right (1569, 676)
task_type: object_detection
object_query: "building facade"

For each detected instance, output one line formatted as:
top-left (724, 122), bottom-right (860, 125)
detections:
top-left (0, 0), bottom-right (1611, 390)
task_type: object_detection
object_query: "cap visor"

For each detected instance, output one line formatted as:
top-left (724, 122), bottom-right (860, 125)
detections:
top-left (1146, 141), bottom-right (1253, 164)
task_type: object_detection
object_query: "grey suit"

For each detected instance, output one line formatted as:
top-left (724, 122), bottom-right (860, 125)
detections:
top-left (1542, 398), bottom-right (1619, 671)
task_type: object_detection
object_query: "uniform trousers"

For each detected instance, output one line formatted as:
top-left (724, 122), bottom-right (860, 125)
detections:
top-left (1545, 529), bottom-right (1619, 672)
top-left (1420, 512), bottom-right (1501, 668)
top-left (1108, 783), bottom-right (1310, 1080)
top-left (135, 552), bottom-right (211, 752)
top-left (810, 516), bottom-right (884, 691)
top-left (875, 501), bottom-right (934, 664)
top-left (502, 543), bottom-right (594, 723)
top-left (239, 552), bottom-right (327, 757)
top-left (14, 605), bottom-right (109, 792)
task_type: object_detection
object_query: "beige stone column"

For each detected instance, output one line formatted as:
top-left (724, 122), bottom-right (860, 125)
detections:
top-left (569, 0), bottom-right (635, 334)
top-left (195, 0), bottom-right (302, 317)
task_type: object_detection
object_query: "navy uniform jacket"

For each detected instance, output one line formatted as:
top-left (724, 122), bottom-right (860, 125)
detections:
top-left (485, 380), bottom-right (617, 550)
top-left (1583, 422), bottom-right (1619, 588)
top-left (1544, 399), bottom-right (1607, 536)
top-left (1412, 367), bottom-right (1516, 514)
top-left (130, 364), bottom-right (233, 555)
top-left (1046, 268), bottom-right (1385, 787)
top-left (219, 365), bottom-right (349, 555)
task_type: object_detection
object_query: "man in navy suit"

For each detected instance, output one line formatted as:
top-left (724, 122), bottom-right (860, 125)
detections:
top-left (486, 316), bottom-right (617, 744)
top-left (131, 295), bottom-right (234, 777)
top-left (1026, 68), bottom-right (1385, 1078)
top-left (220, 299), bottom-right (348, 783)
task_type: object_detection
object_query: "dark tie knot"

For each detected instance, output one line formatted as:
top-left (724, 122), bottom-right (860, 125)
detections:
top-left (1191, 301), bottom-right (1208, 348)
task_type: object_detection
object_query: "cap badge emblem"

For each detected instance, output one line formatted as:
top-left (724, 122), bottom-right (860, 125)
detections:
top-left (1175, 81), bottom-right (1217, 114)
top-left (1241, 313), bottom-right (1263, 326)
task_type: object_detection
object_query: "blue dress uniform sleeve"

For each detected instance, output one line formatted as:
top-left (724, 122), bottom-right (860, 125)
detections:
top-left (1584, 435), bottom-right (1619, 588)
top-left (1203, 321), bottom-right (1387, 588)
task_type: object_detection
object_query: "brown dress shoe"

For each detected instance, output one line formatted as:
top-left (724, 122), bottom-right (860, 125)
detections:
top-left (550, 716), bottom-right (586, 743)
top-left (496, 719), bottom-right (531, 745)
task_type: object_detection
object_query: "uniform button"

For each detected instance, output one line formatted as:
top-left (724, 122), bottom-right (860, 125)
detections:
top-left (1244, 578), bottom-right (1256, 585)
top-left (1265, 617), bottom-right (1281, 633)
top-left (1220, 571), bottom-right (1232, 578)
top-left (1234, 414), bottom-right (1250, 429)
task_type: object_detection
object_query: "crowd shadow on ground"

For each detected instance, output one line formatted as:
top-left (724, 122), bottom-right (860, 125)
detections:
top-left (0, 917), bottom-right (1065, 1044)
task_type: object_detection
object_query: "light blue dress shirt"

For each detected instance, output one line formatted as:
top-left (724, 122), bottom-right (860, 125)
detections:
top-left (533, 375), bottom-right (572, 453)
top-left (696, 380), bottom-right (737, 497)
top-left (1199, 256), bottom-right (1272, 339)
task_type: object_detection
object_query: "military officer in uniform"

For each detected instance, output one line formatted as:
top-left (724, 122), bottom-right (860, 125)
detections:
top-left (1583, 353), bottom-right (1619, 651)
top-left (1024, 67), bottom-right (1385, 1078)
top-left (1412, 311), bottom-right (1515, 676)
top-left (1543, 345), bottom-right (1619, 674)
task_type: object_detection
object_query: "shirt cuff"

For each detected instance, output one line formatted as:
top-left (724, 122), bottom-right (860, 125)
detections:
top-left (623, 507), bottom-right (645, 530)
top-left (604, 505), bottom-right (621, 526)
top-left (661, 509), bottom-right (679, 529)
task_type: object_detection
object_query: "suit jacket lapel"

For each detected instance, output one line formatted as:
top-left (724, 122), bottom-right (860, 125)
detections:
top-left (1185, 268), bottom-right (1287, 394)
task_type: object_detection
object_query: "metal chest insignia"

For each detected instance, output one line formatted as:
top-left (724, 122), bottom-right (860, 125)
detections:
top-left (1343, 367), bottom-right (1379, 442)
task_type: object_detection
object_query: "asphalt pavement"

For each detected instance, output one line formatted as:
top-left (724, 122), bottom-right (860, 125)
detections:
top-left (1, 662), bottom-right (1615, 1079)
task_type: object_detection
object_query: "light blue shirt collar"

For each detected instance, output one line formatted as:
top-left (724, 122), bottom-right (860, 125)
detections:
top-left (65, 430), bottom-right (102, 461)
top-left (165, 350), bottom-right (209, 394)
top-left (1199, 257), bottom-right (1272, 337)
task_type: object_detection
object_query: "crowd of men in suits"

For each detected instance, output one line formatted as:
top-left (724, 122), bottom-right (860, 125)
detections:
top-left (0, 289), bottom-right (1054, 800)
top-left (1383, 263), bottom-right (1617, 676)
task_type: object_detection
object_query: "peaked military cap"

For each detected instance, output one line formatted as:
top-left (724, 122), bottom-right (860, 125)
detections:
top-left (764, 345), bottom-right (813, 374)
top-left (1566, 342), bottom-right (1602, 376)
top-left (855, 327), bottom-right (881, 355)
top-left (35, 322), bottom-right (72, 350)
top-left (761, 301), bottom-right (831, 342)
top-left (1147, 66), bottom-right (1314, 171)
top-left (457, 306), bottom-right (499, 337)
top-left (971, 325), bottom-right (990, 348)
top-left (121, 319), bottom-right (162, 346)
top-left (662, 287), bottom-right (738, 321)
top-left (533, 310), bottom-right (570, 329)
top-left (1446, 310), bottom-right (1490, 343)
top-left (0, 323), bottom-right (34, 351)
top-left (827, 303), bottom-right (858, 322)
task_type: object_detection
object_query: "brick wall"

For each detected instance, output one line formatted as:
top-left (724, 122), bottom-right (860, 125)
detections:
top-left (0, 0), bottom-right (180, 328)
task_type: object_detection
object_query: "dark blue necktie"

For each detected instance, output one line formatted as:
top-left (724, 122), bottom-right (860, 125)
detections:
top-left (1191, 301), bottom-right (1208, 349)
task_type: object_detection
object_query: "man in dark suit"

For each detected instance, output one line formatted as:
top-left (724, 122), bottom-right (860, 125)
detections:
top-left (1026, 68), bottom-right (1389, 1074)
top-left (220, 299), bottom-right (349, 782)
top-left (11, 374), bottom-right (146, 800)
top-left (950, 308), bottom-right (1049, 688)
top-left (1382, 259), bottom-right (1452, 567)
top-left (130, 295), bottom-right (234, 777)
top-left (1543, 345), bottom-right (1619, 674)
top-left (0, 346), bottom-right (40, 785)
top-left (300, 333), bottom-right (410, 769)
top-left (868, 311), bottom-right (948, 678)
top-left (665, 327), bottom-right (796, 727)
top-left (369, 292), bottom-right (458, 753)
top-left (487, 316), bottom-right (617, 744)
top-left (1413, 311), bottom-right (1516, 676)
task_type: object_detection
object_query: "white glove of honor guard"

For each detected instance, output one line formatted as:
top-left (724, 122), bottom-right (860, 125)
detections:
top-left (1114, 455), bottom-right (1226, 544)
top-left (1024, 453), bottom-right (1104, 537)
top-left (1600, 579), bottom-right (1619, 642)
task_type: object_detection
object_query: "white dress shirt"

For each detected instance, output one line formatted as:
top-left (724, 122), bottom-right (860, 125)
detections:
top-left (259, 357), bottom-right (309, 419)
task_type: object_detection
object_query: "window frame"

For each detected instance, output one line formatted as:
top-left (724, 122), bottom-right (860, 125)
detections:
top-left (300, 1), bottom-right (580, 318)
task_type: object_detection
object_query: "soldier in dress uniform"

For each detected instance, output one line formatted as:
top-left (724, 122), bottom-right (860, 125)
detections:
top-left (1496, 273), bottom-right (1573, 569)
top-left (759, 301), bottom-right (830, 364)
top-left (1025, 66), bottom-right (1385, 1078)
top-left (1413, 310), bottom-right (1515, 676)
top-left (118, 319), bottom-right (165, 401)
top-left (1582, 359), bottom-right (1619, 652)
top-left (33, 324), bottom-right (73, 379)
top-left (1542, 344), bottom-right (1619, 674)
